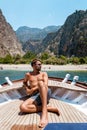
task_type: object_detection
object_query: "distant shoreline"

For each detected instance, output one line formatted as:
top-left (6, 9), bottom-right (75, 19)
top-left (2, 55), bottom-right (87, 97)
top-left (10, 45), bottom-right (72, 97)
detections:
top-left (0, 64), bottom-right (87, 71)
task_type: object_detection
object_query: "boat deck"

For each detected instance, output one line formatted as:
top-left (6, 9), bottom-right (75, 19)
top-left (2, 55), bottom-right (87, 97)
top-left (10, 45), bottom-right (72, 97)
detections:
top-left (0, 98), bottom-right (87, 130)
top-left (0, 79), bottom-right (87, 94)
top-left (0, 78), bottom-right (87, 129)
top-left (48, 79), bottom-right (87, 92)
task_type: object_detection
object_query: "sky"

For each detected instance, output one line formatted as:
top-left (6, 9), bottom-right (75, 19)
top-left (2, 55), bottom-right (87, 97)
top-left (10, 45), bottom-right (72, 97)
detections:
top-left (0, 0), bottom-right (87, 31)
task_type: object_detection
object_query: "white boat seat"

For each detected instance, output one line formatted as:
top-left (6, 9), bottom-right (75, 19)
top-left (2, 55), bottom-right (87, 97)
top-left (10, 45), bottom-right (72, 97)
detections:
top-left (5, 77), bottom-right (13, 86)
top-left (71, 76), bottom-right (79, 85)
top-left (52, 73), bottom-right (70, 98)
top-left (62, 73), bottom-right (71, 83)
top-left (4, 77), bottom-right (21, 100)
top-left (60, 76), bottom-right (79, 100)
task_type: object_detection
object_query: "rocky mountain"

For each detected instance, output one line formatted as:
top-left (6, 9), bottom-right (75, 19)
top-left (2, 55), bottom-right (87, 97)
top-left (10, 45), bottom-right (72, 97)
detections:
top-left (40, 10), bottom-right (87, 57)
top-left (23, 39), bottom-right (42, 53)
top-left (16, 25), bottom-right (60, 43)
top-left (0, 9), bottom-right (24, 57)
top-left (1, 8), bottom-right (86, 58)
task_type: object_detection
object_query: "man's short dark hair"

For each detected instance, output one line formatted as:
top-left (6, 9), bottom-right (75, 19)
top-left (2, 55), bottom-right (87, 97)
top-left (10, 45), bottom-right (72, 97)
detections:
top-left (31, 59), bottom-right (42, 66)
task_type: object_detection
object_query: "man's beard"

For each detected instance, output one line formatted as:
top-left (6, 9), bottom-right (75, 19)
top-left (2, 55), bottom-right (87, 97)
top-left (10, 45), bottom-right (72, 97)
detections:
top-left (36, 67), bottom-right (41, 71)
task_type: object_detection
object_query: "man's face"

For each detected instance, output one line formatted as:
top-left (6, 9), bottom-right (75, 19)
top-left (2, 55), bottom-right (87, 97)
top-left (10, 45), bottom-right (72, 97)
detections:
top-left (34, 61), bottom-right (42, 71)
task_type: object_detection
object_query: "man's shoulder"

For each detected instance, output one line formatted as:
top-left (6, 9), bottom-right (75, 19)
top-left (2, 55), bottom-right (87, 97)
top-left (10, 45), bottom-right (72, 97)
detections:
top-left (41, 71), bottom-right (48, 76)
top-left (26, 72), bottom-right (31, 76)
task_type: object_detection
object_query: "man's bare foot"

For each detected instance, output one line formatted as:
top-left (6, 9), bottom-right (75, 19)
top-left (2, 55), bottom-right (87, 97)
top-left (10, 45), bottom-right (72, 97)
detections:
top-left (38, 118), bottom-right (48, 128)
top-left (38, 114), bottom-right (48, 128)
top-left (57, 108), bottom-right (60, 116)
top-left (47, 106), bottom-right (60, 116)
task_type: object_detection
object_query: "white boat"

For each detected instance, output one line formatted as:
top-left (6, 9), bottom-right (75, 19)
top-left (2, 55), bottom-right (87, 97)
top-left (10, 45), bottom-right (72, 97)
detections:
top-left (0, 75), bottom-right (87, 130)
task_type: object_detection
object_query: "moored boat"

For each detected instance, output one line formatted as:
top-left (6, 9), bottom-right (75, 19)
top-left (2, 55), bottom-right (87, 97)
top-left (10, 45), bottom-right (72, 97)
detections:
top-left (0, 76), bottom-right (87, 130)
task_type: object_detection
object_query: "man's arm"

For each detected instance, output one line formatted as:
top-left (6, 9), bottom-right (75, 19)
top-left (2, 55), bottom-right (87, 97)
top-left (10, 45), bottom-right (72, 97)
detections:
top-left (23, 73), bottom-right (32, 95)
top-left (23, 73), bottom-right (29, 88)
top-left (23, 73), bottom-right (38, 95)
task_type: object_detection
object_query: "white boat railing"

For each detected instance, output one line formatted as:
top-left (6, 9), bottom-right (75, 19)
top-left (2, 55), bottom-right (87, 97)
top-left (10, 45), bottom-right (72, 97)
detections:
top-left (0, 84), bottom-right (11, 103)
top-left (5, 77), bottom-right (13, 86)
top-left (71, 76), bottom-right (79, 85)
top-left (5, 77), bottom-right (21, 98)
top-left (61, 75), bottom-right (79, 100)
top-left (62, 73), bottom-right (71, 83)
top-left (0, 75), bottom-right (87, 108)
top-left (0, 77), bottom-right (22, 104)
top-left (50, 75), bottom-right (87, 106)
top-left (52, 73), bottom-right (71, 97)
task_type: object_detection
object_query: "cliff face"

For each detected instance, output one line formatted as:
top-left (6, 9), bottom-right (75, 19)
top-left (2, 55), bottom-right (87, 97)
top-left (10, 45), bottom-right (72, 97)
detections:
top-left (0, 9), bottom-right (24, 57)
top-left (59, 10), bottom-right (87, 57)
top-left (40, 10), bottom-right (87, 57)
top-left (16, 25), bottom-right (60, 54)
top-left (23, 39), bottom-right (42, 53)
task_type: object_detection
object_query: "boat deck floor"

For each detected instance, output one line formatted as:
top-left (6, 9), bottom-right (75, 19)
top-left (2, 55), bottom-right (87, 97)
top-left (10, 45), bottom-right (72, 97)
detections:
top-left (0, 98), bottom-right (87, 130)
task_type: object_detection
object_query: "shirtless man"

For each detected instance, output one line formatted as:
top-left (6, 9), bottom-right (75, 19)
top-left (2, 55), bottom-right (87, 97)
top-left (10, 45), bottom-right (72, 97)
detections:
top-left (20, 59), bottom-right (60, 128)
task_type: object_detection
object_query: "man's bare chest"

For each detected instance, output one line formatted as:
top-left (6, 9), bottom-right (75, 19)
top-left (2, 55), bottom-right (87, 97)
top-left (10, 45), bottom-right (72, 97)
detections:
top-left (29, 74), bottom-right (44, 82)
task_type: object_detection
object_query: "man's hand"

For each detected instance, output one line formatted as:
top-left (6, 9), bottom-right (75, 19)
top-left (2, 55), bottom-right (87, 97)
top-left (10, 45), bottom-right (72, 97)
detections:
top-left (26, 87), bottom-right (34, 95)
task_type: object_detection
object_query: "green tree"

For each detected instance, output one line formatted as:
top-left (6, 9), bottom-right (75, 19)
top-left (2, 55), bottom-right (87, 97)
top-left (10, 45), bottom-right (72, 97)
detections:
top-left (79, 57), bottom-right (85, 64)
top-left (23, 51), bottom-right (36, 59)
top-left (3, 54), bottom-right (13, 64)
top-left (68, 57), bottom-right (79, 64)
top-left (40, 52), bottom-right (50, 60)
top-left (13, 54), bottom-right (21, 64)
top-left (0, 57), bottom-right (3, 63)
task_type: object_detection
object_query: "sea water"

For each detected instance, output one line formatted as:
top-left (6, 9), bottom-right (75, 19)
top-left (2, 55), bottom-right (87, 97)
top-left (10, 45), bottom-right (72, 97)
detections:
top-left (0, 70), bottom-right (87, 84)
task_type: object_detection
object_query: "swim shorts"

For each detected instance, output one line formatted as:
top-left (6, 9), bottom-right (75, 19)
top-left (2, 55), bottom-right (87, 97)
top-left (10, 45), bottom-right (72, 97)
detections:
top-left (30, 88), bottom-right (51, 105)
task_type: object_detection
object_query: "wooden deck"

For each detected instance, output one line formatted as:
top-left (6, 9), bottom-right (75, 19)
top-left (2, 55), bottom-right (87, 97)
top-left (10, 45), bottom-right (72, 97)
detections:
top-left (0, 98), bottom-right (87, 130)
top-left (0, 78), bottom-right (87, 129)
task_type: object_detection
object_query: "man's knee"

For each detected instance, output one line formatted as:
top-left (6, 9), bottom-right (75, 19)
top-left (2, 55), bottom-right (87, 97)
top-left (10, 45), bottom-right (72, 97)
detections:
top-left (38, 81), bottom-right (44, 87)
top-left (20, 103), bottom-right (26, 112)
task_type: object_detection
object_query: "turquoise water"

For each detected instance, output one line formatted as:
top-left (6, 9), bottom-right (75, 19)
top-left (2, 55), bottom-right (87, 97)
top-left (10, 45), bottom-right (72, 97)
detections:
top-left (0, 70), bottom-right (87, 84)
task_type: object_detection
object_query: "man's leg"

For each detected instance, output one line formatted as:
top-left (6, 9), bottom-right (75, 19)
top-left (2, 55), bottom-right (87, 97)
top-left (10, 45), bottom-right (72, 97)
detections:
top-left (20, 83), bottom-right (48, 128)
top-left (20, 98), bottom-right (42, 113)
top-left (38, 81), bottom-right (48, 128)
top-left (20, 98), bottom-right (60, 115)
top-left (20, 87), bottom-right (60, 128)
